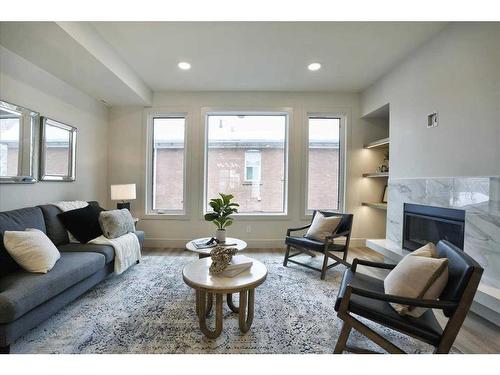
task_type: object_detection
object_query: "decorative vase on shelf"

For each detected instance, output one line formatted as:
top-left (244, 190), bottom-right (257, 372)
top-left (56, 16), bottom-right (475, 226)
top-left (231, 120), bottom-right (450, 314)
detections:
top-left (215, 229), bottom-right (226, 243)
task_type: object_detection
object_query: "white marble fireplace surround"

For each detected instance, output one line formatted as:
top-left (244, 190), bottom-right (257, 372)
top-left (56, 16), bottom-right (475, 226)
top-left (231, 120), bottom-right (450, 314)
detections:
top-left (375, 176), bottom-right (500, 324)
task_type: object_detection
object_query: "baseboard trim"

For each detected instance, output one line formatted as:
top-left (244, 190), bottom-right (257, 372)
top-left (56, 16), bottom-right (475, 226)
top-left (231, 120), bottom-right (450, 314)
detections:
top-left (144, 237), bottom-right (366, 249)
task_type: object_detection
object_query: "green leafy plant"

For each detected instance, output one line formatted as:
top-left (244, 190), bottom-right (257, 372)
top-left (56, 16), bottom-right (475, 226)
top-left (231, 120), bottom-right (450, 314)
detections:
top-left (204, 193), bottom-right (239, 230)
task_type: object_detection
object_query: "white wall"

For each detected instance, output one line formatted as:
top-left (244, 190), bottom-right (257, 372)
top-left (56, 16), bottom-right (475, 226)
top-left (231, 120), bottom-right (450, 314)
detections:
top-left (109, 91), bottom-right (388, 248)
top-left (0, 47), bottom-right (109, 210)
top-left (361, 22), bottom-right (500, 179)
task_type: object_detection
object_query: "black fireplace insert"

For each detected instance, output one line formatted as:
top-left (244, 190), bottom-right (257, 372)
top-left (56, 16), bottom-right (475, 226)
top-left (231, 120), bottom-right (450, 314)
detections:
top-left (402, 203), bottom-right (465, 251)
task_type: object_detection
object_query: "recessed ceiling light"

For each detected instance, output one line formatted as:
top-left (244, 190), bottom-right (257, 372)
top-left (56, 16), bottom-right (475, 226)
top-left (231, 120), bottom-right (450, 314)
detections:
top-left (178, 62), bottom-right (191, 70)
top-left (308, 62), bottom-right (322, 71)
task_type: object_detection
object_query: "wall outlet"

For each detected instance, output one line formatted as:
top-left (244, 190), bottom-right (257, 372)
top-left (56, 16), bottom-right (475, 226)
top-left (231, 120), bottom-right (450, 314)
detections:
top-left (427, 112), bottom-right (438, 128)
top-left (246, 225), bottom-right (252, 233)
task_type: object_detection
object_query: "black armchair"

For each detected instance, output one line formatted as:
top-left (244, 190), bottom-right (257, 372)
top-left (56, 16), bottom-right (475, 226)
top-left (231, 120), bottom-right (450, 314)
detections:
top-left (333, 240), bottom-right (484, 354)
top-left (283, 211), bottom-right (354, 280)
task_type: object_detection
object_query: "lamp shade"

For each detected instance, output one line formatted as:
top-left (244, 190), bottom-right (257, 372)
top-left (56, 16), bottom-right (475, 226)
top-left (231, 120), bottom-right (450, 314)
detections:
top-left (111, 184), bottom-right (136, 201)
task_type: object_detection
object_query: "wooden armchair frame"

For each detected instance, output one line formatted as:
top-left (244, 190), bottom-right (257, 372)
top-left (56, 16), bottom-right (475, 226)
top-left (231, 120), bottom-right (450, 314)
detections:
top-left (283, 212), bottom-right (353, 280)
top-left (334, 257), bottom-right (483, 354)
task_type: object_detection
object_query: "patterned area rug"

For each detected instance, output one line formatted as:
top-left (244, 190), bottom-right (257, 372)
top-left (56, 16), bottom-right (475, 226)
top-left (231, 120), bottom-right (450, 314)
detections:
top-left (13, 251), bottom-right (439, 354)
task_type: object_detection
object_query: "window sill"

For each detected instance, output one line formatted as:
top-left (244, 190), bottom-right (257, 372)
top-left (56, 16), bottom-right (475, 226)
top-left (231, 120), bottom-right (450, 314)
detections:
top-left (141, 213), bottom-right (190, 221)
top-left (204, 213), bottom-right (291, 221)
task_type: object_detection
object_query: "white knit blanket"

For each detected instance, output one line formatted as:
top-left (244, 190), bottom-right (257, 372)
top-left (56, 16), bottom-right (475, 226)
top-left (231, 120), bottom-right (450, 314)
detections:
top-left (90, 233), bottom-right (141, 275)
top-left (52, 200), bottom-right (141, 275)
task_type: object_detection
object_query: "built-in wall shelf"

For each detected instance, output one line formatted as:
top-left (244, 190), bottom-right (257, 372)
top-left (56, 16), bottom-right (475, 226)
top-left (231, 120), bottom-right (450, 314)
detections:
top-left (362, 202), bottom-right (387, 210)
top-left (362, 172), bottom-right (389, 178)
top-left (364, 137), bottom-right (390, 149)
top-left (361, 103), bottom-right (390, 223)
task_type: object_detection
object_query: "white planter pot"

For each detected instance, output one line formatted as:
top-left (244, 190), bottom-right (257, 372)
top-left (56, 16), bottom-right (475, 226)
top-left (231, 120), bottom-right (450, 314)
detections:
top-left (215, 229), bottom-right (226, 243)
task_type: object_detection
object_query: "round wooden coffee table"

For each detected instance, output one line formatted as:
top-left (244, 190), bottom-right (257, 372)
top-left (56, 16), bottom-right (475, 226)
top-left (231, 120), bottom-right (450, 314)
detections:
top-left (185, 237), bottom-right (247, 259)
top-left (182, 256), bottom-right (267, 339)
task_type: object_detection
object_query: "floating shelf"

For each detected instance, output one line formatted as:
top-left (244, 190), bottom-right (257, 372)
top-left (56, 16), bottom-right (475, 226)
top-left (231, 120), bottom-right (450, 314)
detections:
top-left (364, 137), bottom-right (390, 149)
top-left (362, 172), bottom-right (389, 178)
top-left (362, 202), bottom-right (387, 210)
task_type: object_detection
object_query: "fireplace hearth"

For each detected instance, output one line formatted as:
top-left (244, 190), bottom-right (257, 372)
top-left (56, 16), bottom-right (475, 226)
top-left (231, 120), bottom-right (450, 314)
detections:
top-left (402, 203), bottom-right (465, 251)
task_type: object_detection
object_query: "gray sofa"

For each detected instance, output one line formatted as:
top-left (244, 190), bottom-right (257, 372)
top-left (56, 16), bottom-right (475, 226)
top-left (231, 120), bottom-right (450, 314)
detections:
top-left (0, 202), bottom-right (144, 354)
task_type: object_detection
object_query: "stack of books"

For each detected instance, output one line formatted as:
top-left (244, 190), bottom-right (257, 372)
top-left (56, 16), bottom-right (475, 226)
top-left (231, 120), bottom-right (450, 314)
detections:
top-left (217, 255), bottom-right (253, 277)
top-left (192, 238), bottom-right (238, 249)
top-left (192, 238), bottom-right (217, 249)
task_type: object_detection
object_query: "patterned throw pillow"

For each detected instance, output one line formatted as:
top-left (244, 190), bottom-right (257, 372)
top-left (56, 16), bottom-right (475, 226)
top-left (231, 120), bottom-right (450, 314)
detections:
top-left (98, 209), bottom-right (135, 239)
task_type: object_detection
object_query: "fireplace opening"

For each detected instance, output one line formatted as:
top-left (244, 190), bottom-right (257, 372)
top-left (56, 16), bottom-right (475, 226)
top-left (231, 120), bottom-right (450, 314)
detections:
top-left (402, 203), bottom-right (465, 251)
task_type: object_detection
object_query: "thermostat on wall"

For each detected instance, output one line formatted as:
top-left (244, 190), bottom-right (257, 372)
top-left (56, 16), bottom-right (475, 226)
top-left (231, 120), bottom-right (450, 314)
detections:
top-left (427, 112), bottom-right (438, 128)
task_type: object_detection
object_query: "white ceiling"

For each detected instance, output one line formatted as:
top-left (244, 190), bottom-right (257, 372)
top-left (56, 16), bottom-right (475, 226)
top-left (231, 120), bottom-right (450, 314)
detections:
top-left (91, 22), bottom-right (447, 92)
top-left (0, 22), bottom-right (448, 105)
top-left (0, 22), bottom-right (151, 106)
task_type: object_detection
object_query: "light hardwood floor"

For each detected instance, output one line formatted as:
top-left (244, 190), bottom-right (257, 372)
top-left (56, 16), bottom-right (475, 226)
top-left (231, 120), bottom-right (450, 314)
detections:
top-left (143, 246), bottom-right (500, 354)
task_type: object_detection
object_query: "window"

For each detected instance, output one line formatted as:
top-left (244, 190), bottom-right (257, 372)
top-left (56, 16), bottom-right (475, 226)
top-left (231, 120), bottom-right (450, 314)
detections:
top-left (244, 150), bottom-right (261, 182)
top-left (205, 113), bottom-right (287, 214)
top-left (307, 116), bottom-right (342, 212)
top-left (151, 116), bottom-right (186, 213)
top-left (41, 118), bottom-right (75, 179)
top-left (0, 107), bottom-right (21, 177)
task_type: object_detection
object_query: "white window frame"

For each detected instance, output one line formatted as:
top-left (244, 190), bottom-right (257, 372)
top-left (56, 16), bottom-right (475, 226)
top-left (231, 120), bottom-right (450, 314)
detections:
top-left (244, 149), bottom-right (261, 182)
top-left (303, 112), bottom-right (347, 216)
top-left (145, 112), bottom-right (188, 217)
top-left (202, 109), bottom-right (291, 218)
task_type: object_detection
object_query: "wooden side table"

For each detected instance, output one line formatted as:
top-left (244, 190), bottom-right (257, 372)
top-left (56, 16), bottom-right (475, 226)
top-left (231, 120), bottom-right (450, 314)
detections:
top-left (182, 256), bottom-right (267, 339)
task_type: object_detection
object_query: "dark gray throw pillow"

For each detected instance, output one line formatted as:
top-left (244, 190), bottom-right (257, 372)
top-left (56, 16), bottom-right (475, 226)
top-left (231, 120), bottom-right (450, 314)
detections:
top-left (99, 209), bottom-right (135, 239)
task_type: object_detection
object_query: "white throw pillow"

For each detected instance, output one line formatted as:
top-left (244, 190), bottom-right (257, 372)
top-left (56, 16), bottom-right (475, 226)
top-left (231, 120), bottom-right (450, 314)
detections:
top-left (384, 242), bottom-right (448, 318)
top-left (3, 228), bottom-right (61, 273)
top-left (410, 242), bottom-right (439, 258)
top-left (304, 212), bottom-right (342, 242)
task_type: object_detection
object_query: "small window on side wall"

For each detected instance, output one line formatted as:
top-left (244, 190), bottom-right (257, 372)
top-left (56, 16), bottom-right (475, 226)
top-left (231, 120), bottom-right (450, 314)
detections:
top-left (40, 117), bottom-right (77, 181)
top-left (151, 116), bottom-right (186, 213)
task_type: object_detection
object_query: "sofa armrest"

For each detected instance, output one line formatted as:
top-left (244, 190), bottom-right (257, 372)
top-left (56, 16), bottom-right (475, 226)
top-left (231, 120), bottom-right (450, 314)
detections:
top-left (134, 231), bottom-right (145, 249)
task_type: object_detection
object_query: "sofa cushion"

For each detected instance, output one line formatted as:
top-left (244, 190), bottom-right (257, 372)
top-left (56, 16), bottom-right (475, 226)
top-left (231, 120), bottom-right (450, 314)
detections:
top-left (58, 204), bottom-right (105, 243)
top-left (37, 204), bottom-right (69, 246)
top-left (58, 243), bottom-right (115, 264)
top-left (0, 207), bottom-right (47, 277)
top-left (0, 252), bottom-right (105, 323)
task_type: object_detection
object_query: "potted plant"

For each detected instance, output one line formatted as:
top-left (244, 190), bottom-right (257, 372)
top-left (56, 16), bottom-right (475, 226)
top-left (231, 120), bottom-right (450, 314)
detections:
top-left (204, 193), bottom-right (239, 243)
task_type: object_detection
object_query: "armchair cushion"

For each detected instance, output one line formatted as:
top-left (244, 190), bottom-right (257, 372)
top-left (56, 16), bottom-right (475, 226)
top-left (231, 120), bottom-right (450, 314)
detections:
top-left (285, 236), bottom-right (325, 252)
top-left (335, 268), bottom-right (443, 345)
top-left (305, 212), bottom-right (342, 241)
top-left (385, 243), bottom-right (449, 317)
